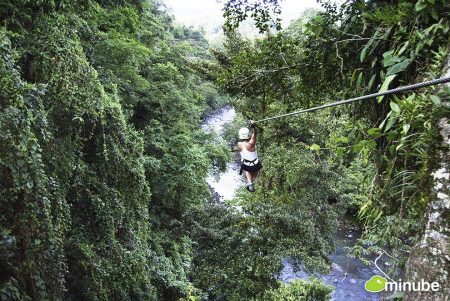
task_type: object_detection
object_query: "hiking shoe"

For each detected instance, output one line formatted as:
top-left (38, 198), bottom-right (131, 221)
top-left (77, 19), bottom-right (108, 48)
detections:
top-left (246, 183), bottom-right (255, 192)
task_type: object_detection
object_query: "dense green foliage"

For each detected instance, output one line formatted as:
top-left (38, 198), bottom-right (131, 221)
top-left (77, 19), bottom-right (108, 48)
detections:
top-left (216, 0), bottom-right (449, 275)
top-left (257, 278), bottom-right (333, 301)
top-left (0, 1), bottom-right (228, 300)
top-left (301, 0), bottom-right (450, 268)
top-left (184, 197), bottom-right (335, 301)
top-left (221, 0), bottom-right (282, 33)
top-left (1, 0), bottom-right (448, 300)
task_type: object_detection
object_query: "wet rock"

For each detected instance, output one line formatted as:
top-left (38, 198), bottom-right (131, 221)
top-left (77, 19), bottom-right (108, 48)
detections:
top-left (331, 262), bottom-right (344, 273)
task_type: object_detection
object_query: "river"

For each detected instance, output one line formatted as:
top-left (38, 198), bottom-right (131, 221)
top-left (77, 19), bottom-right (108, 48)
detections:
top-left (202, 106), bottom-right (382, 301)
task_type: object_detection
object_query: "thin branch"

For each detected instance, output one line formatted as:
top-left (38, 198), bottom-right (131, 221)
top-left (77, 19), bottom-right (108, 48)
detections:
top-left (374, 251), bottom-right (393, 281)
top-left (332, 28), bottom-right (365, 39)
top-left (230, 64), bottom-right (305, 87)
top-left (332, 28), bottom-right (389, 41)
top-left (335, 43), bottom-right (344, 77)
top-left (336, 37), bottom-right (371, 43)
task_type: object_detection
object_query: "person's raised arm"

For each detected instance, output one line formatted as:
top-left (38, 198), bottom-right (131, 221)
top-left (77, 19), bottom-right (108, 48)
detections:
top-left (248, 123), bottom-right (257, 147)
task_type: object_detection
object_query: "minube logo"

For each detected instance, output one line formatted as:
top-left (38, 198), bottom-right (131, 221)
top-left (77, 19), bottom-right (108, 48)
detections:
top-left (364, 275), bottom-right (441, 293)
top-left (365, 275), bottom-right (386, 293)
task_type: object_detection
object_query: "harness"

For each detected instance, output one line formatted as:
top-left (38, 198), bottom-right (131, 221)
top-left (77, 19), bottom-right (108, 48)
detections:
top-left (239, 158), bottom-right (259, 175)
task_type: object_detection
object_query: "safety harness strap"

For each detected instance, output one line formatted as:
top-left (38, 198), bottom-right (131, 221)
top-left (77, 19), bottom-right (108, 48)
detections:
top-left (242, 158), bottom-right (259, 166)
top-left (239, 158), bottom-right (259, 175)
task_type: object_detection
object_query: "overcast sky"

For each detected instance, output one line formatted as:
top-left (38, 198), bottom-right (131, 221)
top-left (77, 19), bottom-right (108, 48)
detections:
top-left (164, 0), bottom-right (321, 31)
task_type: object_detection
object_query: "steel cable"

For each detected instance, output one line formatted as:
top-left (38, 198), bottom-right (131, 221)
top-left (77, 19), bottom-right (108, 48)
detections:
top-left (253, 76), bottom-right (450, 124)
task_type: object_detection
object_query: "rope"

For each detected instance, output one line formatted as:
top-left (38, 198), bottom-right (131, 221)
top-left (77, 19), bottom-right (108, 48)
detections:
top-left (253, 76), bottom-right (450, 124)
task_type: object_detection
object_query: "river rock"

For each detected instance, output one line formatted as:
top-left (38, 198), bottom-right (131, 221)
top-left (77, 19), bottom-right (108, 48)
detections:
top-left (331, 262), bottom-right (344, 273)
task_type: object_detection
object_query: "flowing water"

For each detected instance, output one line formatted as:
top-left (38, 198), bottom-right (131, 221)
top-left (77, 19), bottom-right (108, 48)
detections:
top-left (202, 106), bottom-right (244, 201)
top-left (202, 106), bottom-right (382, 301)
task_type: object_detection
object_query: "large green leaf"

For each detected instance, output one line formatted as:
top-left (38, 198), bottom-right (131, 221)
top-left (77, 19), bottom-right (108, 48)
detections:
top-left (310, 144), bottom-right (321, 151)
top-left (356, 72), bottom-right (363, 88)
top-left (403, 123), bottom-right (410, 134)
top-left (360, 39), bottom-right (374, 63)
top-left (415, 0), bottom-right (428, 12)
top-left (390, 101), bottom-right (401, 113)
top-left (383, 54), bottom-right (404, 67)
top-left (396, 41), bottom-right (409, 56)
top-left (430, 95), bottom-right (441, 107)
top-left (384, 115), bottom-right (398, 132)
top-left (367, 128), bottom-right (381, 137)
top-left (377, 74), bottom-right (397, 102)
top-left (386, 58), bottom-right (413, 76)
top-left (367, 74), bottom-right (376, 90)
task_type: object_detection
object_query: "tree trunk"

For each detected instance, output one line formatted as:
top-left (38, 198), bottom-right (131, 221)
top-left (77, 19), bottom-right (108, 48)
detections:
top-left (403, 63), bottom-right (450, 301)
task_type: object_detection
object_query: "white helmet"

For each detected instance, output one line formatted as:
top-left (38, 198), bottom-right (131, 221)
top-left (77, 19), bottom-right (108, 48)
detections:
top-left (238, 127), bottom-right (250, 140)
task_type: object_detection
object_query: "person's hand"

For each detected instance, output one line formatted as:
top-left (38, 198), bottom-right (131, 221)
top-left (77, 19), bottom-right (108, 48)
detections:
top-left (249, 120), bottom-right (256, 128)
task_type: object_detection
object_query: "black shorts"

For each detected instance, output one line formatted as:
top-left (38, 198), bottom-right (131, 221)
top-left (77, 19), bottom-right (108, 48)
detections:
top-left (241, 161), bottom-right (262, 173)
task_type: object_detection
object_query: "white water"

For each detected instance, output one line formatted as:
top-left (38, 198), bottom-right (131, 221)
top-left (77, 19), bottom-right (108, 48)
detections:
top-left (202, 106), bottom-right (245, 201)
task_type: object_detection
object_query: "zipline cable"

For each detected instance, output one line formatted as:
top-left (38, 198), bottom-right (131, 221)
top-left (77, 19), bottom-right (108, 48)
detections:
top-left (252, 76), bottom-right (450, 124)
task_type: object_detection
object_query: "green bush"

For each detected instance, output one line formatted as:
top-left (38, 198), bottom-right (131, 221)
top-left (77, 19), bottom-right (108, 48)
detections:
top-left (258, 278), bottom-right (333, 301)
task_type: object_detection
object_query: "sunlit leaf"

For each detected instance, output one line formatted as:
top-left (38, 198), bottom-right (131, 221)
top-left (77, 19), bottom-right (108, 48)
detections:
top-left (383, 52), bottom-right (403, 67)
top-left (339, 136), bottom-right (349, 143)
top-left (310, 144), bottom-right (320, 151)
top-left (403, 123), bottom-right (410, 134)
top-left (390, 101), bottom-right (401, 113)
top-left (396, 41), bottom-right (409, 56)
top-left (384, 116), bottom-right (397, 132)
top-left (367, 128), bottom-right (381, 137)
top-left (415, 0), bottom-right (427, 12)
top-left (377, 75), bottom-right (397, 102)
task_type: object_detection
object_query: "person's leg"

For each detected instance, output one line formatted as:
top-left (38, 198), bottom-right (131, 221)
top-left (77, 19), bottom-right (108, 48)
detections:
top-left (245, 171), bottom-right (252, 183)
top-left (250, 171), bottom-right (258, 183)
top-left (244, 171), bottom-right (255, 192)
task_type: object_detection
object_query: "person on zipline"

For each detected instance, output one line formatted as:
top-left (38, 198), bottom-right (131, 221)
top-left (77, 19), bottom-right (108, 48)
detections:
top-left (238, 123), bottom-right (262, 192)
